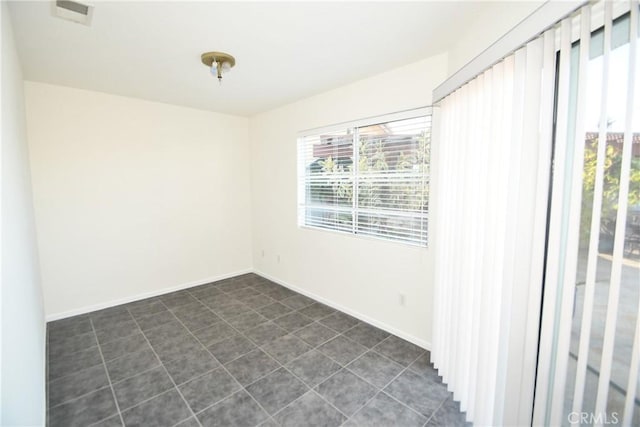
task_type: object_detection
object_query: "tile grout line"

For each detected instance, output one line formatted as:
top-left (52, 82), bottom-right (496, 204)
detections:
top-left (269, 384), bottom-right (349, 423)
top-left (101, 348), bottom-right (258, 420)
top-left (89, 318), bottom-right (126, 427)
top-left (191, 346), bottom-right (322, 424)
top-left (89, 359), bottom-right (237, 422)
top-left (197, 286), bottom-right (333, 335)
top-left (110, 388), bottom-right (179, 417)
top-left (113, 320), bottom-right (366, 426)
top-left (47, 342), bottom-right (102, 363)
top-left (422, 395), bottom-right (447, 427)
top-left (60, 300), bottom-right (326, 422)
top-left (194, 283), bottom-right (424, 425)
top-left (46, 341), bottom-right (125, 385)
top-left (167, 297), bottom-right (281, 426)
top-left (110, 356), bottom-right (226, 413)
top-left (251, 328), bottom-right (394, 423)
top-left (45, 294), bottom-right (331, 363)
top-left (245, 326), bottom-right (351, 422)
top-left (49, 275), bottom-right (452, 427)
top-left (109, 362), bottom-right (161, 386)
top-left (275, 364), bottom-right (352, 421)
top-left (128, 305), bottom-right (204, 427)
top-left (289, 327), bottom-right (338, 349)
top-left (49, 336), bottom-right (164, 409)
top-left (190, 388), bottom-right (278, 426)
top-left (46, 281), bottom-right (235, 423)
top-left (297, 332), bottom-right (432, 424)
top-left (185, 286), bottom-right (302, 425)
top-left (382, 350), bottom-right (444, 417)
top-left (48, 301), bottom-right (338, 390)
top-left (346, 348), bottom-right (432, 423)
top-left (49, 385), bottom-right (113, 411)
top-left (190, 288), bottom-right (283, 329)
top-left (186, 291), bottom-right (350, 423)
top-left (302, 359), bottom-right (374, 422)
top-left (199, 283), bottom-right (347, 424)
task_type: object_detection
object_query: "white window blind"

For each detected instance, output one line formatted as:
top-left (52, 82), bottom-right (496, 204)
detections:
top-left (533, 2), bottom-right (640, 426)
top-left (433, 1), bottom-right (639, 426)
top-left (297, 110), bottom-right (431, 246)
top-left (432, 16), bottom-right (559, 427)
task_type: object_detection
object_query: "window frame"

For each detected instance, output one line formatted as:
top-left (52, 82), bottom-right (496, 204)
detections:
top-left (297, 107), bottom-right (432, 247)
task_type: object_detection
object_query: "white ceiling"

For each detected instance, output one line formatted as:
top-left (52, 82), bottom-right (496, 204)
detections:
top-left (9, 1), bottom-right (488, 116)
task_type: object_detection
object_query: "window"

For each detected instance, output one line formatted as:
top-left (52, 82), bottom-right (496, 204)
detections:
top-left (297, 109), bottom-right (431, 246)
top-left (552, 7), bottom-right (640, 425)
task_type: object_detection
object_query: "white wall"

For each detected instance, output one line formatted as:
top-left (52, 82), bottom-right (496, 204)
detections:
top-left (24, 83), bottom-right (253, 318)
top-left (248, 54), bottom-right (447, 348)
top-left (447, 1), bottom-right (543, 75)
top-left (1, 2), bottom-right (46, 425)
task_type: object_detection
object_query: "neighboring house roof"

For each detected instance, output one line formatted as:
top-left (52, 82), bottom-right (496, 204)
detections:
top-left (314, 134), bottom-right (419, 159)
top-left (311, 132), bottom-right (640, 160)
top-left (585, 132), bottom-right (640, 157)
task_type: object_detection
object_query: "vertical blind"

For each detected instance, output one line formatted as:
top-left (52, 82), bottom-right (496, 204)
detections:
top-left (297, 110), bottom-right (431, 246)
top-left (433, 1), bottom-right (640, 426)
top-left (432, 13), bottom-right (559, 427)
top-left (534, 2), bottom-right (640, 426)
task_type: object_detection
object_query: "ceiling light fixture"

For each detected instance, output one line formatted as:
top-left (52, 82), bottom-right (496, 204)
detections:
top-left (201, 52), bottom-right (235, 84)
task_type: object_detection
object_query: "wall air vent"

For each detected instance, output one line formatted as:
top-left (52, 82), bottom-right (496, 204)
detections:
top-left (52, 0), bottom-right (93, 26)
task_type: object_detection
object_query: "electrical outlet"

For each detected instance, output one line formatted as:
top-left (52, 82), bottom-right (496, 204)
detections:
top-left (277, 254), bottom-right (281, 263)
top-left (261, 250), bottom-right (265, 258)
top-left (399, 293), bottom-right (406, 306)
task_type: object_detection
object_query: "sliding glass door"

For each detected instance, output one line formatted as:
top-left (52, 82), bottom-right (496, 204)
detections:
top-left (535, 2), bottom-right (639, 426)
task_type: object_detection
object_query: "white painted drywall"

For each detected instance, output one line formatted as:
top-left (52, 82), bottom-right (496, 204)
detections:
top-left (248, 54), bottom-right (448, 348)
top-left (447, 1), bottom-right (543, 75)
top-left (1, 2), bottom-right (46, 425)
top-left (24, 83), bottom-right (253, 318)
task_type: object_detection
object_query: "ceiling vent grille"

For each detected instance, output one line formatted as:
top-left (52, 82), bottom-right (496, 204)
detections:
top-left (53, 0), bottom-right (93, 26)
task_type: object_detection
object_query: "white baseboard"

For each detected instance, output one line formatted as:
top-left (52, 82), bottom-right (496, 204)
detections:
top-left (46, 267), bottom-right (432, 352)
top-left (45, 268), bottom-right (253, 322)
top-left (252, 269), bottom-right (431, 351)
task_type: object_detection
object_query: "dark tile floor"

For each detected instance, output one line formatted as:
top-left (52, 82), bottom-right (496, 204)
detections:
top-left (46, 273), bottom-right (469, 427)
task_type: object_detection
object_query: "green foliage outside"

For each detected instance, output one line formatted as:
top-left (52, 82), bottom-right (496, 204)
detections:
top-left (580, 138), bottom-right (640, 250)
top-left (308, 130), bottom-right (430, 240)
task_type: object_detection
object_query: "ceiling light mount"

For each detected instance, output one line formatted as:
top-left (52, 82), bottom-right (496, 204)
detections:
top-left (201, 51), bottom-right (235, 84)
